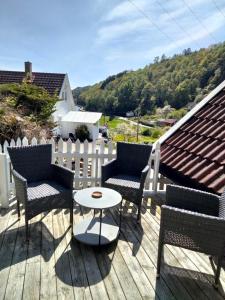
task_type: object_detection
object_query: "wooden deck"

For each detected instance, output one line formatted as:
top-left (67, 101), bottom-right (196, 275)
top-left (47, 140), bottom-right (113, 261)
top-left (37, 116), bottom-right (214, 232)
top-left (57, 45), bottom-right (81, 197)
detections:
top-left (1, 198), bottom-right (225, 300)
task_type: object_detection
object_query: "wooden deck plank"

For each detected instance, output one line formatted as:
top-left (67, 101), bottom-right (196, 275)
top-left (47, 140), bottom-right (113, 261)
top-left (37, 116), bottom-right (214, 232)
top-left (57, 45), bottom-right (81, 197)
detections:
top-left (143, 205), bottom-right (224, 300)
top-left (124, 202), bottom-right (198, 300)
top-left (78, 207), bottom-right (110, 300)
top-left (124, 216), bottom-right (193, 300)
top-left (4, 220), bottom-right (28, 300)
top-left (153, 211), bottom-right (225, 299)
top-left (53, 210), bottom-right (75, 300)
top-left (103, 241), bottom-right (143, 300)
top-left (135, 204), bottom-right (211, 300)
top-left (62, 207), bottom-right (93, 300)
top-left (23, 215), bottom-right (42, 300)
top-left (0, 207), bottom-right (12, 251)
top-left (111, 209), bottom-right (183, 300)
top-left (143, 208), bottom-right (215, 300)
top-left (0, 203), bottom-right (20, 300)
top-left (80, 206), bottom-right (127, 300)
top-left (95, 249), bottom-right (126, 300)
top-left (186, 250), bottom-right (225, 297)
top-left (40, 212), bottom-right (57, 300)
top-left (0, 201), bottom-right (225, 300)
top-left (152, 209), bottom-right (225, 299)
top-left (109, 209), bottom-right (162, 299)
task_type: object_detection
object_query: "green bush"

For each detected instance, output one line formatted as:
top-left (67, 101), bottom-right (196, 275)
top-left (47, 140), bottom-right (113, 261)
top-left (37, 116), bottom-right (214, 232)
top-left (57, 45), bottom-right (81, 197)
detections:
top-left (0, 83), bottom-right (57, 123)
top-left (151, 128), bottom-right (161, 139)
top-left (142, 128), bottom-right (151, 136)
top-left (75, 124), bottom-right (90, 142)
top-left (0, 108), bottom-right (5, 116)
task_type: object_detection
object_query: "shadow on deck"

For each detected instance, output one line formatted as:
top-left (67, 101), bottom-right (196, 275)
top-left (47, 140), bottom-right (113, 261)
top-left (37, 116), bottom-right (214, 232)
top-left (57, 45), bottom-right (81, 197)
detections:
top-left (0, 199), bottom-right (225, 299)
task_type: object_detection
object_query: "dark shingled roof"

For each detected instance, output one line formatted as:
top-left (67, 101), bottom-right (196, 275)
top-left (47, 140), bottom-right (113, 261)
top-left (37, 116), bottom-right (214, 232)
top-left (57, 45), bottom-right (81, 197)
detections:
top-left (160, 88), bottom-right (225, 195)
top-left (0, 70), bottom-right (65, 95)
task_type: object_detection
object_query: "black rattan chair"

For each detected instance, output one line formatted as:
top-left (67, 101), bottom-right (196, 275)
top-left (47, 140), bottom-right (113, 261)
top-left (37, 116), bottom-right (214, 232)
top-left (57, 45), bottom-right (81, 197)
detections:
top-left (101, 142), bottom-right (152, 222)
top-left (157, 184), bottom-right (225, 288)
top-left (8, 144), bottom-right (74, 241)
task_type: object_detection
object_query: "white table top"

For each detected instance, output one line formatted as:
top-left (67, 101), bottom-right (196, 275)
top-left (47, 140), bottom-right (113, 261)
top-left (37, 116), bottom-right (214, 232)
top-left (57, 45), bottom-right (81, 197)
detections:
top-left (74, 187), bottom-right (122, 209)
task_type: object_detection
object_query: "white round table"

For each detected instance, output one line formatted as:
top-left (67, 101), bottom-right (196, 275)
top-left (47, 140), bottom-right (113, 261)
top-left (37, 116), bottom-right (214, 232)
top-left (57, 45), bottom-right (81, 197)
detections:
top-left (74, 187), bottom-right (122, 246)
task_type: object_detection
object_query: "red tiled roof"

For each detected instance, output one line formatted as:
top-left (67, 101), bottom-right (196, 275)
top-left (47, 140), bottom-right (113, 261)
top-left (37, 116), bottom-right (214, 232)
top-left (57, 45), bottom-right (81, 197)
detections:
top-left (0, 70), bottom-right (65, 95)
top-left (160, 88), bottom-right (225, 195)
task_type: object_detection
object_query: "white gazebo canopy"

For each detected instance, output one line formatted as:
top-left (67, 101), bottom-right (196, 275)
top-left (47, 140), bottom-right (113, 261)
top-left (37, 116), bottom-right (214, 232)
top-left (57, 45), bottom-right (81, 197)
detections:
top-left (61, 111), bottom-right (102, 124)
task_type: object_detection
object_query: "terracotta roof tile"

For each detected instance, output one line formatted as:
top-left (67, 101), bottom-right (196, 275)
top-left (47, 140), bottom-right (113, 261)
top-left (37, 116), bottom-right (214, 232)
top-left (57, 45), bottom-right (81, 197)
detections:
top-left (184, 159), bottom-right (209, 177)
top-left (199, 166), bottom-right (224, 185)
top-left (208, 172), bottom-right (225, 192)
top-left (179, 156), bottom-right (201, 174)
top-left (160, 87), bottom-right (225, 194)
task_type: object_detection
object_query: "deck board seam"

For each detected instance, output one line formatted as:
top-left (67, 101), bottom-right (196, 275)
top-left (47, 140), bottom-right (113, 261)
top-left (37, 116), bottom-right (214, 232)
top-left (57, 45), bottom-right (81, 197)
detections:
top-left (110, 207), bottom-right (175, 300)
top-left (80, 206), bottom-right (111, 300)
top-left (2, 205), bottom-right (21, 300)
top-left (142, 203), bottom-right (223, 300)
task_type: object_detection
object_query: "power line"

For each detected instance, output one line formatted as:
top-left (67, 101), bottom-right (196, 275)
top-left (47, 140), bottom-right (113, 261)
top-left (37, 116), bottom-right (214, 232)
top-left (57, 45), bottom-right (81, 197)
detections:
top-left (154, 0), bottom-right (203, 49)
top-left (181, 0), bottom-right (217, 43)
top-left (211, 0), bottom-right (225, 20)
top-left (127, 0), bottom-right (216, 53)
top-left (126, 0), bottom-right (179, 46)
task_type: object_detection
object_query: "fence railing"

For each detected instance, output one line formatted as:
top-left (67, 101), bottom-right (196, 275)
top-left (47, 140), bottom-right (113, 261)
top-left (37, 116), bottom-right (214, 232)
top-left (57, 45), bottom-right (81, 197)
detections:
top-left (0, 136), bottom-right (168, 208)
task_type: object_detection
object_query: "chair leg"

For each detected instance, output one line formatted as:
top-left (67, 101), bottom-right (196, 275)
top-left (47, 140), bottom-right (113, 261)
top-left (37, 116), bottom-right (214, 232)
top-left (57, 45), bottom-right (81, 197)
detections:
top-left (137, 203), bottom-right (141, 223)
top-left (214, 257), bottom-right (222, 289)
top-left (25, 217), bottom-right (29, 242)
top-left (70, 207), bottom-right (73, 235)
top-left (17, 200), bottom-right (20, 220)
top-left (157, 239), bottom-right (164, 278)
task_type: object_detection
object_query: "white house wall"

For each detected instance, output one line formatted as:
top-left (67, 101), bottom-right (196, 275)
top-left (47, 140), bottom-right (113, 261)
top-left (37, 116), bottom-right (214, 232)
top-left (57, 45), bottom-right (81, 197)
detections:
top-left (52, 100), bottom-right (69, 122)
top-left (60, 122), bottom-right (99, 140)
top-left (53, 74), bottom-right (78, 123)
top-left (92, 123), bottom-right (99, 140)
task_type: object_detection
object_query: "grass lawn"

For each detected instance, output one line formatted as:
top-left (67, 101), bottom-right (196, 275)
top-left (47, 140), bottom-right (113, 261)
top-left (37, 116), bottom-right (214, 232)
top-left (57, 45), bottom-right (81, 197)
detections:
top-left (100, 115), bottom-right (164, 144)
top-left (112, 134), bottom-right (157, 144)
top-left (100, 115), bottom-right (127, 129)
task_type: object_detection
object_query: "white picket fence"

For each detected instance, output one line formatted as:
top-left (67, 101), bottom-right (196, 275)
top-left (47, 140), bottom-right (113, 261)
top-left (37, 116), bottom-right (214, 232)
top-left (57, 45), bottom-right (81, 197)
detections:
top-left (0, 136), bottom-right (168, 208)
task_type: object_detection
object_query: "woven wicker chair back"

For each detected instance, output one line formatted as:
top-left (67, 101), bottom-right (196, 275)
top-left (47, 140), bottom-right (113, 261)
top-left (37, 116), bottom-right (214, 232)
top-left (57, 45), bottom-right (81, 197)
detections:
top-left (8, 144), bottom-right (52, 183)
top-left (116, 142), bottom-right (152, 176)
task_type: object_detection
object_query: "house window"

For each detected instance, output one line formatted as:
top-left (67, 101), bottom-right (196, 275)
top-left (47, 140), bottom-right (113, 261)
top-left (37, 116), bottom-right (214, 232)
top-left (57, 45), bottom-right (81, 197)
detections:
top-left (65, 91), bottom-right (67, 100)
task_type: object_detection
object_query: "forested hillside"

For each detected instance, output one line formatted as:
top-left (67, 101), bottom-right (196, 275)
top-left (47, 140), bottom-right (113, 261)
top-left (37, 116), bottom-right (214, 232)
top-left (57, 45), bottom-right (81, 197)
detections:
top-left (73, 42), bottom-right (225, 116)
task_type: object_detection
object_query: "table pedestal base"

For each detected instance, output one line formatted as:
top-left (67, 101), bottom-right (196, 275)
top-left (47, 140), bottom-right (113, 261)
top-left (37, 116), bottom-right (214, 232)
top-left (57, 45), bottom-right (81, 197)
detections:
top-left (74, 216), bottom-right (119, 246)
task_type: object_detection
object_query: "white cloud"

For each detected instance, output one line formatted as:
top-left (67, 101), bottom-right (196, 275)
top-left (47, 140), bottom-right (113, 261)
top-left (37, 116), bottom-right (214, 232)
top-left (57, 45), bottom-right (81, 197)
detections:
top-left (97, 0), bottom-right (220, 46)
top-left (96, 0), bottom-right (225, 75)
top-left (104, 10), bottom-right (225, 63)
top-left (97, 17), bottom-right (150, 44)
top-left (159, 10), bottom-right (225, 53)
top-left (104, 0), bottom-right (150, 21)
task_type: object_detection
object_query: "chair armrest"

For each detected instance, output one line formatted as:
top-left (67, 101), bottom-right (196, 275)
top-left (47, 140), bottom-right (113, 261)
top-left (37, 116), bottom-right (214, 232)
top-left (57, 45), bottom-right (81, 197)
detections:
top-left (160, 205), bottom-right (225, 254)
top-left (12, 169), bottom-right (28, 204)
top-left (140, 165), bottom-right (150, 190)
top-left (166, 184), bottom-right (220, 216)
top-left (101, 159), bottom-right (118, 185)
top-left (51, 164), bottom-right (74, 189)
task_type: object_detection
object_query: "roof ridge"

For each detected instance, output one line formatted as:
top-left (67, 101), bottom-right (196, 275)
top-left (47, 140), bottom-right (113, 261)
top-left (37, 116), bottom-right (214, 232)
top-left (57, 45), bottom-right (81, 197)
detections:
top-left (0, 70), bottom-right (66, 76)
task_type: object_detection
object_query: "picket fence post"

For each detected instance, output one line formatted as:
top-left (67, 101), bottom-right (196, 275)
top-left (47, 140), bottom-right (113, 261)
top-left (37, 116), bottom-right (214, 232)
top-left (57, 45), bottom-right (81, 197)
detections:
top-left (0, 153), bottom-right (9, 208)
top-left (153, 142), bottom-right (161, 192)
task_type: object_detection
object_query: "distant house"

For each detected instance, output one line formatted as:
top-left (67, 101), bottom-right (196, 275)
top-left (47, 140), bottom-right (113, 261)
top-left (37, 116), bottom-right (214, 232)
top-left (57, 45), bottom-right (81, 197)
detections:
top-left (0, 61), bottom-right (76, 122)
top-left (60, 111), bottom-right (102, 140)
top-left (126, 111), bottom-right (134, 117)
top-left (157, 119), bottom-right (177, 127)
top-left (157, 80), bottom-right (225, 195)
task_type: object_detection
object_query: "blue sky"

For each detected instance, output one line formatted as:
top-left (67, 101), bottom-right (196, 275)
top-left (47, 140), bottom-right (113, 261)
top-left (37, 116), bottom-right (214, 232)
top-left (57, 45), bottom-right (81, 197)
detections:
top-left (0, 0), bottom-right (225, 88)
